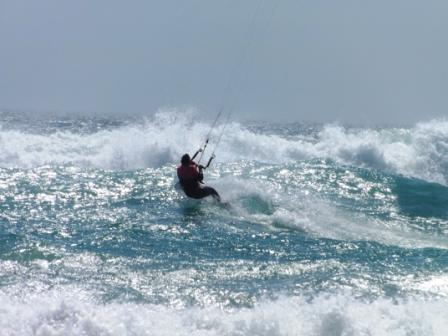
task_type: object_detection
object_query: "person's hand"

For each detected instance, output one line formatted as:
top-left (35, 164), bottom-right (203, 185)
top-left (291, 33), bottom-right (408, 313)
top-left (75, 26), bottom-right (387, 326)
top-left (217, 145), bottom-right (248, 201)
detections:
top-left (198, 148), bottom-right (203, 152)
top-left (198, 165), bottom-right (205, 170)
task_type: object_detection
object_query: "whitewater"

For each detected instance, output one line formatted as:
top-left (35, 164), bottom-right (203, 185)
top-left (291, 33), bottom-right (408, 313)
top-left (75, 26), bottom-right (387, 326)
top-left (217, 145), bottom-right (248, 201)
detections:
top-left (0, 110), bottom-right (447, 335)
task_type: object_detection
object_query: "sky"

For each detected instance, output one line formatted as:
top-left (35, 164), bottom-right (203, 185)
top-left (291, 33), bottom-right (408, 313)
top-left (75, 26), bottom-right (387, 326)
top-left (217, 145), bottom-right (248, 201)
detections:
top-left (1, 0), bottom-right (447, 125)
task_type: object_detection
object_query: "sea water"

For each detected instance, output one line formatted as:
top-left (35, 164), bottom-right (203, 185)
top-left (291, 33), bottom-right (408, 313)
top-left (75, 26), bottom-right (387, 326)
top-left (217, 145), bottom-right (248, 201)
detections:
top-left (0, 110), bottom-right (447, 335)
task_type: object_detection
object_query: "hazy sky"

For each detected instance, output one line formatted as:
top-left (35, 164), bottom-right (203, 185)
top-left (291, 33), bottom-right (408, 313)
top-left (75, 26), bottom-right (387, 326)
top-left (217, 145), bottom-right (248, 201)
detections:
top-left (1, 0), bottom-right (447, 124)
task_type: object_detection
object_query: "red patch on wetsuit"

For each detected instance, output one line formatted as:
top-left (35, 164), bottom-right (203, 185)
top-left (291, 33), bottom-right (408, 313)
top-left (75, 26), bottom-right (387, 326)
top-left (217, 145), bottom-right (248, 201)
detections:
top-left (177, 163), bottom-right (199, 180)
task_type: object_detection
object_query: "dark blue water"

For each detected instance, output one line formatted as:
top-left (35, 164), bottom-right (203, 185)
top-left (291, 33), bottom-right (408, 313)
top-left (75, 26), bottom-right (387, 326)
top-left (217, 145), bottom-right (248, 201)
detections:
top-left (0, 112), bottom-right (447, 335)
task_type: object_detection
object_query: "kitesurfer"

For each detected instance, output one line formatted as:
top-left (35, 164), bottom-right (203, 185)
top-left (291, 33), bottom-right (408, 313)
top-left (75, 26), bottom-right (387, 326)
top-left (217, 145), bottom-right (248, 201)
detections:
top-left (177, 149), bottom-right (221, 202)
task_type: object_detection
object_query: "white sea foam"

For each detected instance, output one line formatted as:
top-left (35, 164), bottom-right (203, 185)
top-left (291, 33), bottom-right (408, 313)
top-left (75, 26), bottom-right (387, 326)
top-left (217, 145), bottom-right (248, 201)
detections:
top-left (1, 110), bottom-right (448, 183)
top-left (400, 274), bottom-right (448, 298)
top-left (215, 176), bottom-right (448, 249)
top-left (0, 289), bottom-right (446, 336)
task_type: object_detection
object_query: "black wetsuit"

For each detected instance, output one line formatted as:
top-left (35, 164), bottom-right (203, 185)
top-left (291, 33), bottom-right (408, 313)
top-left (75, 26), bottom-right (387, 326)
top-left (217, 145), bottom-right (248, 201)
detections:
top-left (177, 162), bottom-right (220, 201)
top-left (183, 183), bottom-right (220, 200)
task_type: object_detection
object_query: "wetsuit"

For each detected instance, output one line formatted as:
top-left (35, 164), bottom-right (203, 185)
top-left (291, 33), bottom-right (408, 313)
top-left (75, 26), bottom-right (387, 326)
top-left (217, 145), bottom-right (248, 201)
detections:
top-left (177, 161), bottom-right (220, 201)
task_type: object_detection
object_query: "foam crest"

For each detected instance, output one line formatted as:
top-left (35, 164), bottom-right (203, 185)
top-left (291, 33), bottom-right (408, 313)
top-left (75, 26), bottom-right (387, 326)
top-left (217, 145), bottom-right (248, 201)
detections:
top-left (312, 121), bottom-right (448, 184)
top-left (0, 289), bottom-right (446, 336)
top-left (1, 111), bottom-right (448, 184)
top-left (0, 110), bottom-right (209, 169)
top-left (218, 119), bottom-right (448, 183)
top-left (218, 176), bottom-right (448, 248)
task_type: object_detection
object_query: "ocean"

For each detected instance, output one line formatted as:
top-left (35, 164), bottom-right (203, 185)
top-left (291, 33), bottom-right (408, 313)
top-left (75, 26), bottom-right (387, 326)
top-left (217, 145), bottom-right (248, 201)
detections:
top-left (0, 110), bottom-right (447, 335)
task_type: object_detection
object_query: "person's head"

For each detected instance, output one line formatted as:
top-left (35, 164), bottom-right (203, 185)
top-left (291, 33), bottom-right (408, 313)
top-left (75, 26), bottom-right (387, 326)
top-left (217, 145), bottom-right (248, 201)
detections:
top-left (181, 153), bottom-right (190, 165)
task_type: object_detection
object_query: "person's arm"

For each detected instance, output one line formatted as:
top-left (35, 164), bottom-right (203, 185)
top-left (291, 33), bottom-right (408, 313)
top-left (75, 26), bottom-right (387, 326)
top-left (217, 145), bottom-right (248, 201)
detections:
top-left (195, 164), bottom-right (204, 182)
top-left (197, 170), bottom-right (204, 182)
top-left (191, 148), bottom-right (203, 161)
top-left (205, 154), bottom-right (215, 169)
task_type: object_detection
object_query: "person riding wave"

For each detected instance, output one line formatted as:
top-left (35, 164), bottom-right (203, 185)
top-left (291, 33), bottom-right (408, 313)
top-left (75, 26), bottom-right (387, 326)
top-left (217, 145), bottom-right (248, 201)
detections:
top-left (177, 149), bottom-right (221, 202)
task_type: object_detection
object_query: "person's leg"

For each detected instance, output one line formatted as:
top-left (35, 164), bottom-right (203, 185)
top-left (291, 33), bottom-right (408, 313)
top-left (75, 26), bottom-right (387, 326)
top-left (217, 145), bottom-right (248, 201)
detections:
top-left (201, 186), bottom-right (221, 202)
top-left (185, 186), bottom-right (221, 201)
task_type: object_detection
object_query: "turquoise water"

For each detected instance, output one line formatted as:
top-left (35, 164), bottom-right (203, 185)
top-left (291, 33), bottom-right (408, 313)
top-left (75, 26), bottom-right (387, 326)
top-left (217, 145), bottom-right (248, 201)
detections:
top-left (0, 111), bottom-right (447, 335)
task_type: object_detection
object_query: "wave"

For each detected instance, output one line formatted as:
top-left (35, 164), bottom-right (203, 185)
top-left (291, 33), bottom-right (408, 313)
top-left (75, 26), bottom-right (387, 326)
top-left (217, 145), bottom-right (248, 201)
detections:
top-left (216, 176), bottom-right (448, 249)
top-left (0, 288), bottom-right (446, 336)
top-left (1, 110), bottom-right (448, 183)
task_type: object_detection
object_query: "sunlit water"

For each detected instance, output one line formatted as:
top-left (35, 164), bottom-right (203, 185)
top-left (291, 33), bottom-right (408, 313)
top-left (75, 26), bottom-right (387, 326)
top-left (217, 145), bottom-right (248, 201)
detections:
top-left (0, 111), bottom-right (447, 335)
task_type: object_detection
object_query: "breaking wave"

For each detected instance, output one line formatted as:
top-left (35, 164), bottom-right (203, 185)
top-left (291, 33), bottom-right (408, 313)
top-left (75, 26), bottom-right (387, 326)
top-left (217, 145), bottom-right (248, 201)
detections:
top-left (0, 288), bottom-right (446, 336)
top-left (1, 110), bottom-right (448, 184)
